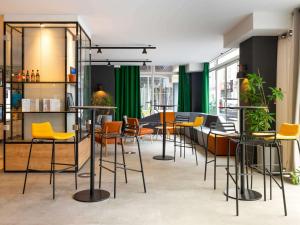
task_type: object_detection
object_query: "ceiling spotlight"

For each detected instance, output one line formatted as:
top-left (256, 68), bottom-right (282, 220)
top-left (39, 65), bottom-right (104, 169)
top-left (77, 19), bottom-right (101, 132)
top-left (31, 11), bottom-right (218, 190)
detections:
top-left (107, 61), bottom-right (111, 66)
top-left (288, 29), bottom-right (293, 36)
top-left (143, 61), bottom-right (146, 66)
top-left (142, 48), bottom-right (147, 54)
top-left (97, 48), bottom-right (102, 54)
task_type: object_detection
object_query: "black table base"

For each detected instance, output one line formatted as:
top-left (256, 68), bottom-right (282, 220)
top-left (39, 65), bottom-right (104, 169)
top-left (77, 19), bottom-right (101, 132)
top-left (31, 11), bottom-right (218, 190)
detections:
top-left (224, 188), bottom-right (262, 201)
top-left (153, 155), bottom-right (174, 160)
top-left (73, 189), bottom-right (110, 202)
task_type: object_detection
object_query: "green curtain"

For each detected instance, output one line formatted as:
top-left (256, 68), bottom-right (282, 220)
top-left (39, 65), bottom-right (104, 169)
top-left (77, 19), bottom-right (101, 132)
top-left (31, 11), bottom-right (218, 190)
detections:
top-left (115, 66), bottom-right (141, 121)
top-left (178, 65), bottom-right (191, 112)
top-left (199, 62), bottom-right (209, 113)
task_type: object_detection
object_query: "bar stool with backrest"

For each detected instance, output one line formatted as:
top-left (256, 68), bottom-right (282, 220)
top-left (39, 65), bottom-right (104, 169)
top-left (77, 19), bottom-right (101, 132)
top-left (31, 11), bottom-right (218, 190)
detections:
top-left (156, 112), bottom-right (175, 139)
top-left (205, 122), bottom-right (237, 189)
top-left (227, 131), bottom-right (287, 216)
top-left (98, 121), bottom-right (146, 198)
top-left (174, 116), bottom-right (205, 165)
top-left (127, 117), bottom-right (154, 142)
top-left (276, 123), bottom-right (300, 155)
top-left (22, 122), bottom-right (77, 199)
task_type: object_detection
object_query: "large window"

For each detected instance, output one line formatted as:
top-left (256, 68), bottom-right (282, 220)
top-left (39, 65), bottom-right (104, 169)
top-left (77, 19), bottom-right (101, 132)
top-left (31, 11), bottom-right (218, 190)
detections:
top-left (209, 49), bottom-right (239, 126)
top-left (140, 66), bottom-right (178, 117)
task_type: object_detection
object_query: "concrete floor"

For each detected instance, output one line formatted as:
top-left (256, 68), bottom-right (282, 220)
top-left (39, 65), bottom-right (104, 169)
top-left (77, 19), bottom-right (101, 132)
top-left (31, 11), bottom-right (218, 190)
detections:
top-left (0, 139), bottom-right (299, 225)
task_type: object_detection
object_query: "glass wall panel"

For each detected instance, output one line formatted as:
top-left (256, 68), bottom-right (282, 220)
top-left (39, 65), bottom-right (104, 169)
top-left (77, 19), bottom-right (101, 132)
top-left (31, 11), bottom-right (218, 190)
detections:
top-left (140, 66), bottom-right (178, 117)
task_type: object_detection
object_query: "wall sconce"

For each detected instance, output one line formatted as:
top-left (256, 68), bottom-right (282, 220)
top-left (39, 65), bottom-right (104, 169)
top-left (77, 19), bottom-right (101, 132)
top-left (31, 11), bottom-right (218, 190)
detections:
top-left (237, 64), bottom-right (247, 79)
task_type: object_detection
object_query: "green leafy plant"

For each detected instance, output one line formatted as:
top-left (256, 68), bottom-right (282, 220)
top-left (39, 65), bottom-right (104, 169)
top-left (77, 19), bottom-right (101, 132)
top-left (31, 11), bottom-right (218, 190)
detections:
top-left (92, 91), bottom-right (113, 114)
top-left (241, 72), bottom-right (284, 132)
top-left (290, 169), bottom-right (300, 185)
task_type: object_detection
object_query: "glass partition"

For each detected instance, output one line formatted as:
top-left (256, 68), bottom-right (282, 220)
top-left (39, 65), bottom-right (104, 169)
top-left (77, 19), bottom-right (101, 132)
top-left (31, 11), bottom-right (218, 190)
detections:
top-left (3, 22), bottom-right (91, 142)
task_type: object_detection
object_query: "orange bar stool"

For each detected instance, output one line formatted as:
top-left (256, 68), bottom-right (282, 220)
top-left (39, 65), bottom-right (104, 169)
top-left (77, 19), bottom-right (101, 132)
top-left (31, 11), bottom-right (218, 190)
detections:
top-left (22, 122), bottom-right (77, 199)
top-left (98, 121), bottom-right (146, 198)
top-left (156, 112), bottom-right (175, 140)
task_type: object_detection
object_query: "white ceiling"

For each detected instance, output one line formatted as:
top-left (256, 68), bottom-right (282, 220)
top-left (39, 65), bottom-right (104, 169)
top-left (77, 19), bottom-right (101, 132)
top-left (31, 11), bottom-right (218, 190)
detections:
top-left (1, 0), bottom-right (299, 65)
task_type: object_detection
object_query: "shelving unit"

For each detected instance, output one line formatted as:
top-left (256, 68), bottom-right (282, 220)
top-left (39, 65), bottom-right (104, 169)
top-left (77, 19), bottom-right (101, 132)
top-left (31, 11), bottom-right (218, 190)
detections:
top-left (3, 21), bottom-right (92, 172)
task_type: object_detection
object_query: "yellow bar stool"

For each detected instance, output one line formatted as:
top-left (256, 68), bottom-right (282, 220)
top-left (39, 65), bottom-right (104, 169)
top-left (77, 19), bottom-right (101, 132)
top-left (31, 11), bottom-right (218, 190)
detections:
top-left (174, 116), bottom-right (205, 165)
top-left (22, 122), bottom-right (77, 199)
top-left (276, 123), bottom-right (300, 151)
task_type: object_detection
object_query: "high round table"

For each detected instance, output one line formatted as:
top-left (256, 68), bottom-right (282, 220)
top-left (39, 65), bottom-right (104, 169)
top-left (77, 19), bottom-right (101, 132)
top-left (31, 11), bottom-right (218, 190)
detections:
top-left (220, 105), bottom-right (268, 201)
top-left (152, 105), bottom-right (176, 160)
top-left (71, 105), bottom-right (117, 202)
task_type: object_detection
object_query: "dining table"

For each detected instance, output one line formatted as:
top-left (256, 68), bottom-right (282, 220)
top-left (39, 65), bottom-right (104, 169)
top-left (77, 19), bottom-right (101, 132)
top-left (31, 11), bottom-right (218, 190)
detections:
top-left (220, 105), bottom-right (268, 201)
top-left (71, 105), bottom-right (117, 202)
top-left (152, 104), bottom-right (176, 160)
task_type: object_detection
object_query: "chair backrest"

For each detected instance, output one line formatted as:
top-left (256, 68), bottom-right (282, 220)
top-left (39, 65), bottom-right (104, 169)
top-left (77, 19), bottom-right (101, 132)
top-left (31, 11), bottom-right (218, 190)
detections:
top-left (102, 121), bottom-right (122, 134)
top-left (32, 122), bottom-right (54, 139)
top-left (159, 112), bottom-right (175, 124)
top-left (175, 114), bottom-right (189, 123)
top-left (278, 123), bottom-right (300, 137)
top-left (127, 118), bottom-right (139, 127)
top-left (209, 122), bottom-right (236, 133)
top-left (193, 116), bottom-right (204, 127)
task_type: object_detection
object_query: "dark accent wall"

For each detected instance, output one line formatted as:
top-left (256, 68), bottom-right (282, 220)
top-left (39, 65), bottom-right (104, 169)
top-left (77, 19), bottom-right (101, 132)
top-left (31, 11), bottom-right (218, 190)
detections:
top-left (239, 36), bottom-right (278, 127)
top-left (91, 65), bottom-right (115, 102)
top-left (189, 72), bottom-right (202, 112)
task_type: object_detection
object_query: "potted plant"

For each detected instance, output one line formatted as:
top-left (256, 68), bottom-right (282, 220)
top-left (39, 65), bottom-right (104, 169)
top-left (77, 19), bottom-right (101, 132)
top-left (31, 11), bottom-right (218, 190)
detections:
top-left (92, 89), bottom-right (114, 125)
top-left (241, 72), bottom-right (283, 132)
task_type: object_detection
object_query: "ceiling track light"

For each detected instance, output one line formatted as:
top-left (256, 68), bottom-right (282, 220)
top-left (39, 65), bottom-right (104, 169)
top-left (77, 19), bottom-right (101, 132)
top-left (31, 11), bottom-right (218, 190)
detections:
top-left (97, 48), bottom-right (102, 54)
top-left (107, 61), bottom-right (111, 66)
top-left (142, 48), bottom-right (147, 54)
top-left (143, 61), bottom-right (146, 66)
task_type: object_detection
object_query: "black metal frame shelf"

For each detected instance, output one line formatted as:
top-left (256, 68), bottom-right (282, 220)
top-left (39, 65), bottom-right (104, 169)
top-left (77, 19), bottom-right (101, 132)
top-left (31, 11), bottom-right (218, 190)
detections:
top-left (10, 111), bottom-right (77, 114)
top-left (7, 81), bottom-right (77, 84)
top-left (2, 21), bottom-right (91, 172)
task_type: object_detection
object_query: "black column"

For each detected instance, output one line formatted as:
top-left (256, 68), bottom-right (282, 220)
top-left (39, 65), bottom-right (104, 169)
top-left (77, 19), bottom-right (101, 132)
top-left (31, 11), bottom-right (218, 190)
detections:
top-left (239, 36), bottom-right (278, 128)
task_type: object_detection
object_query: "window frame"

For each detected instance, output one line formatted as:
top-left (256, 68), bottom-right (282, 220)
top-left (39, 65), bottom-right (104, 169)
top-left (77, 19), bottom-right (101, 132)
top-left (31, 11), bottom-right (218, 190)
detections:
top-left (209, 49), bottom-right (240, 125)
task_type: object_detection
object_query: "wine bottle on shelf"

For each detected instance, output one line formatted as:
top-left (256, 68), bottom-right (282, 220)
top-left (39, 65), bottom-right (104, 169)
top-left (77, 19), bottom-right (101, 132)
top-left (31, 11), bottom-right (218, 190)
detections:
top-left (30, 70), bottom-right (35, 82)
top-left (17, 70), bottom-right (22, 82)
top-left (26, 70), bottom-right (30, 82)
top-left (22, 70), bottom-right (26, 82)
top-left (36, 70), bottom-right (40, 82)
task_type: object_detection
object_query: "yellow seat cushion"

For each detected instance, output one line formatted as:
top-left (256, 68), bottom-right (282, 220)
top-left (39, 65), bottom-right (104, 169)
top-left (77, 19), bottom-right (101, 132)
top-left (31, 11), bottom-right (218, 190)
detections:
top-left (52, 132), bottom-right (75, 140)
top-left (32, 122), bottom-right (75, 140)
top-left (278, 123), bottom-right (300, 138)
top-left (179, 122), bottom-right (194, 127)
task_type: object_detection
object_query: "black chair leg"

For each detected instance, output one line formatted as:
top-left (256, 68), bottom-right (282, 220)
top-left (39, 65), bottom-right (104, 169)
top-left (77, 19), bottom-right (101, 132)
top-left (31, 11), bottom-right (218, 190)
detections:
top-left (50, 140), bottom-right (54, 185)
top-left (174, 126), bottom-right (176, 162)
top-left (99, 136), bottom-right (103, 189)
top-left (226, 139), bottom-right (230, 201)
top-left (23, 139), bottom-right (34, 194)
top-left (269, 145), bottom-right (272, 200)
top-left (276, 142), bottom-right (287, 216)
top-left (74, 136), bottom-right (77, 190)
top-left (136, 136), bottom-right (147, 193)
top-left (235, 143), bottom-right (240, 216)
top-left (214, 134), bottom-right (217, 190)
top-left (121, 138), bottom-right (128, 183)
top-left (245, 147), bottom-right (249, 189)
top-left (183, 128), bottom-right (186, 158)
top-left (204, 135), bottom-right (209, 181)
top-left (262, 145), bottom-right (266, 201)
top-left (297, 140), bottom-right (300, 157)
top-left (114, 137), bottom-right (117, 198)
top-left (193, 130), bottom-right (198, 166)
top-left (52, 140), bottom-right (56, 200)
